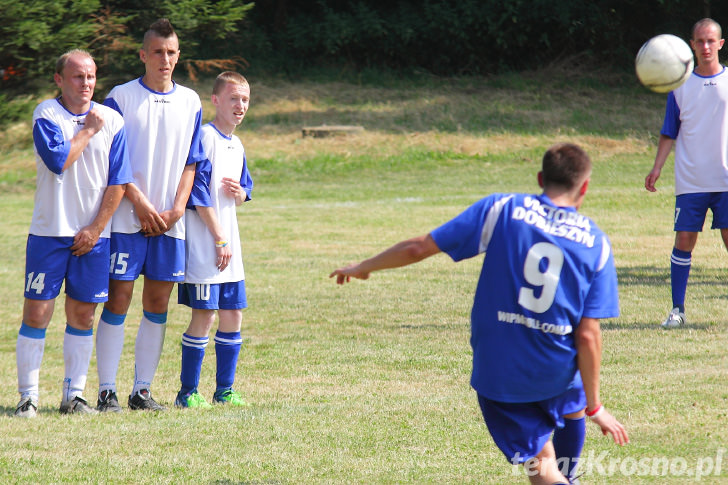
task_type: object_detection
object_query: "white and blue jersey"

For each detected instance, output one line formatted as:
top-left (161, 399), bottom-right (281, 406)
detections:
top-left (431, 193), bottom-right (619, 403)
top-left (103, 77), bottom-right (206, 239)
top-left (185, 122), bottom-right (254, 284)
top-left (30, 99), bottom-right (132, 238)
top-left (661, 67), bottom-right (728, 195)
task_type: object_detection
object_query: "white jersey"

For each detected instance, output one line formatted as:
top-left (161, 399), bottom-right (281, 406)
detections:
top-left (104, 77), bottom-right (205, 239)
top-left (30, 99), bottom-right (131, 238)
top-left (184, 124), bottom-right (250, 284)
top-left (663, 67), bottom-right (728, 195)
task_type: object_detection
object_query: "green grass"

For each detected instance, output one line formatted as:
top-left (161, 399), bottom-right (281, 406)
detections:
top-left (1, 71), bottom-right (727, 483)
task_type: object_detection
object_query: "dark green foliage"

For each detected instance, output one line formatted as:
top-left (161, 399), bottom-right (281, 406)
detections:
top-left (0, 0), bottom-right (100, 89)
top-left (243, 0), bottom-right (728, 75)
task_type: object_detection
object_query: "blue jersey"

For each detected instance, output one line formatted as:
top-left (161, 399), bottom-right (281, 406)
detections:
top-left (431, 193), bottom-right (619, 403)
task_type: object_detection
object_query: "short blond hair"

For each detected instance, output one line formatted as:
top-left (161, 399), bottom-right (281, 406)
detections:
top-left (213, 71), bottom-right (249, 95)
top-left (692, 18), bottom-right (722, 39)
top-left (55, 49), bottom-right (94, 75)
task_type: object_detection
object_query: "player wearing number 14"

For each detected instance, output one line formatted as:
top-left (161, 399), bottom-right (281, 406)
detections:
top-left (15, 50), bottom-right (131, 418)
top-left (330, 143), bottom-right (628, 483)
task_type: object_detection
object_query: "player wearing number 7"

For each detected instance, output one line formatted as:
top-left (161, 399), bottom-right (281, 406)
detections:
top-left (330, 143), bottom-right (628, 484)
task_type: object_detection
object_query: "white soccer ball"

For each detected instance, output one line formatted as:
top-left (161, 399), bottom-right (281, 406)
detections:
top-left (635, 34), bottom-right (694, 93)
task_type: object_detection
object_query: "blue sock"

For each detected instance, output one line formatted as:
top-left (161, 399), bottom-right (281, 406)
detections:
top-left (215, 331), bottom-right (242, 391)
top-left (670, 248), bottom-right (691, 312)
top-left (180, 334), bottom-right (208, 395)
top-left (552, 416), bottom-right (586, 480)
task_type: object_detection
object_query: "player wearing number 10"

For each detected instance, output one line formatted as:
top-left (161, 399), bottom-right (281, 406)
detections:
top-left (330, 143), bottom-right (628, 484)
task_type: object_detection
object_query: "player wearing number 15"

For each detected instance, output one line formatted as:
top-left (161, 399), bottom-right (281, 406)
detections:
top-left (330, 143), bottom-right (628, 484)
top-left (15, 50), bottom-right (132, 418)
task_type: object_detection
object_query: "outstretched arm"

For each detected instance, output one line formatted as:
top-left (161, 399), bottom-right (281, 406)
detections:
top-left (576, 316), bottom-right (629, 446)
top-left (329, 233), bottom-right (441, 284)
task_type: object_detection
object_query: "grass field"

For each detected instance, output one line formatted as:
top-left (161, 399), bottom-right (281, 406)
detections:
top-left (1, 70), bottom-right (727, 484)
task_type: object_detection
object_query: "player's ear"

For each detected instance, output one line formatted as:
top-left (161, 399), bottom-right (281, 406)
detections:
top-left (579, 178), bottom-right (590, 196)
top-left (537, 171), bottom-right (545, 188)
top-left (53, 72), bottom-right (63, 88)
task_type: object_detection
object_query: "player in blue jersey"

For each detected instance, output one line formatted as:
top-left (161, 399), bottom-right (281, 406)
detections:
top-left (645, 18), bottom-right (728, 329)
top-left (331, 143), bottom-right (628, 484)
top-left (94, 18), bottom-right (206, 412)
top-left (15, 50), bottom-right (131, 417)
top-left (175, 71), bottom-right (254, 409)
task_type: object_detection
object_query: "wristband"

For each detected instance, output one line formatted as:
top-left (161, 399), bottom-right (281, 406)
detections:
top-left (215, 240), bottom-right (228, 248)
top-left (586, 403), bottom-right (604, 419)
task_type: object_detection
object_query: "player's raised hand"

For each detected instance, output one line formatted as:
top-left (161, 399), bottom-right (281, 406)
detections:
top-left (590, 407), bottom-right (629, 446)
top-left (84, 108), bottom-right (105, 135)
top-left (222, 177), bottom-right (246, 204)
top-left (329, 263), bottom-right (370, 284)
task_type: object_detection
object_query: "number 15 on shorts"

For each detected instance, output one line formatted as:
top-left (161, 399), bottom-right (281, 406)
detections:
top-left (110, 252), bottom-right (129, 275)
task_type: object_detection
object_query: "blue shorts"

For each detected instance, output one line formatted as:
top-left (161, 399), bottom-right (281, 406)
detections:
top-left (674, 192), bottom-right (728, 232)
top-left (178, 280), bottom-right (247, 310)
top-left (109, 232), bottom-right (185, 282)
top-left (24, 235), bottom-right (110, 303)
top-left (477, 379), bottom-right (586, 464)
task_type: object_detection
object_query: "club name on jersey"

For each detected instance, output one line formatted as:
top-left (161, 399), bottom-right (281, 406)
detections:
top-left (512, 196), bottom-right (595, 247)
top-left (497, 311), bottom-right (572, 335)
top-left (153, 98), bottom-right (171, 104)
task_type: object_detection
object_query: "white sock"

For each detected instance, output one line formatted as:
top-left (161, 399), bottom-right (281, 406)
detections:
top-left (132, 312), bottom-right (167, 395)
top-left (62, 324), bottom-right (93, 403)
top-left (16, 323), bottom-right (46, 401)
top-left (96, 309), bottom-right (126, 395)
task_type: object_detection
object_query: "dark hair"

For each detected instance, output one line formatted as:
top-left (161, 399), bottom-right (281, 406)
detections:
top-left (541, 143), bottom-right (591, 190)
top-left (143, 18), bottom-right (177, 48)
top-left (213, 71), bottom-right (249, 95)
top-left (692, 18), bottom-right (722, 39)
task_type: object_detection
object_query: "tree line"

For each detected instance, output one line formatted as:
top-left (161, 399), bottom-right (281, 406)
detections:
top-left (1, 1), bottom-right (725, 106)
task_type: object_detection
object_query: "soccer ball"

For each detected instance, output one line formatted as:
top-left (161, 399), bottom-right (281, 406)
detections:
top-left (635, 34), bottom-right (694, 93)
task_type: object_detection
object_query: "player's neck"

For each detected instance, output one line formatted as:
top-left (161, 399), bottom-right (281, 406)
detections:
top-left (58, 95), bottom-right (90, 115)
top-left (695, 61), bottom-right (723, 77)
top-left (212, 118), bottom-right (235, 137)
top-left (142, 74), bottom-right (174, 93)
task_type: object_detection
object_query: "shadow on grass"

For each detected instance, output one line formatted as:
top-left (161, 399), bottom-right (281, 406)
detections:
top-left (617, 265), bottom-right (728, 289)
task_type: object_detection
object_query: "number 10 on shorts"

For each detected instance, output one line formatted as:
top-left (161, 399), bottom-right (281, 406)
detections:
top-left (195, 284), bottom-right (210, 301)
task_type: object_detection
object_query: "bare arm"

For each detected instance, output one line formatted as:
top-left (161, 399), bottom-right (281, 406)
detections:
top-left (70, 184), bottom-right (126, 256)
top-left (329, 233), bottom-right (441, 284)
top-left (62, 108), bottom-right (104, 172)
top-left (155, 163), bottom-right (196, 235)
top-left (576, 317), bottom-right (629, 445)
top-left (645, 134), bottom-right (675, 192)
top-left (195, 205), bottom-right (232, 271)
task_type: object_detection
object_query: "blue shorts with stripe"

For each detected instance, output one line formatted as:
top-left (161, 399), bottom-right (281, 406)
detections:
top-left (24, 235), bottom-right (110, 303)
top-left (178, 280), bottom-right (247, 310)
top-left (674, 192), bottom-right (728, 232)
top-left (109, 232), bottom-right (185, 282)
